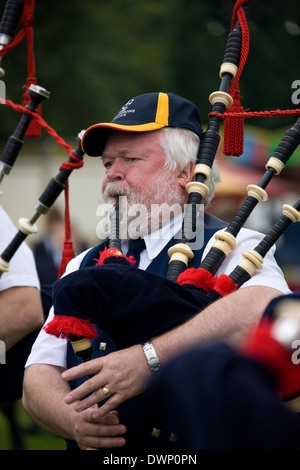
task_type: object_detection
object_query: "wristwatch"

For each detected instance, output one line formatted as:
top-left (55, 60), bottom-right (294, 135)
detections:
top-left (142, 341), bottom-right (161, 374)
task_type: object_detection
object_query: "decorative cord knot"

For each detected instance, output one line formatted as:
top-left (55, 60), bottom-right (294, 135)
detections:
top-left (21, 15), bottom-right (34, 29)
top-left (22, 76), bottom-right (37, 92)
top-left (60, 157), bottom-right (84, 172)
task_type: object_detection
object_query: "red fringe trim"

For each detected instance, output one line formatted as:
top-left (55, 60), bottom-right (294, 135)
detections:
top-left (242, 320), bottom-right (300, 398)
top-left (43, 315), bottom-right (98, 340)
top-left (177, 268), bottom-right (217, 293)
top-left (212, 274), bottom-right (238, 297)
top-left (94, 246), bottom-right (136, 266)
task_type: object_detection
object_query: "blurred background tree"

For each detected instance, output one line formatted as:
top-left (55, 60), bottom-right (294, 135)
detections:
top-left (0, 0), bottom-right (299, 139)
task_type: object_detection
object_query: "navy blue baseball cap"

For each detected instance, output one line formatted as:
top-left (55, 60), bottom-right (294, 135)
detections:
top-left (81, 92), bottom-right (203, 156)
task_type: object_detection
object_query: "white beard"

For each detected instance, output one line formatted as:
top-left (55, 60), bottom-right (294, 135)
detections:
top-left (100, 170), bottom-right (185, 239)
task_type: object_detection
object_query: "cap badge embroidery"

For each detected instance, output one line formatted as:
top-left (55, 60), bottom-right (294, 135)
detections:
top-left (114, 99), bottom-right (135, 120)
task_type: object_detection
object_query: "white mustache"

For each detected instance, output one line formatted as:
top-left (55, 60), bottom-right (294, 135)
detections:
top-left (103, 182), bottom-right (131, 200)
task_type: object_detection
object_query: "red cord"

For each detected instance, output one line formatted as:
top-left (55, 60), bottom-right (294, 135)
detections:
top-left (0, 0), bottom-right (41, 136)
top-left (4, 98), bottom-right (79, 158)
top-left (210, 108), bottom-right (300, 119)
top-left (21, 0), bottom-right (41, 137)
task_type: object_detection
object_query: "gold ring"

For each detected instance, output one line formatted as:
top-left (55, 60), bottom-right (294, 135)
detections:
top-left (102, 387), bottom-right (111, 398)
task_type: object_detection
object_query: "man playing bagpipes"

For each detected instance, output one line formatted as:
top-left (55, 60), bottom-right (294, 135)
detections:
top-left (22, 92), bottom-right (292, 450)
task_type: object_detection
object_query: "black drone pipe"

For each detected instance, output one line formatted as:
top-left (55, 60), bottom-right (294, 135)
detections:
top-left (0, 0), bottom-right (23, 77)
top-left (0, 84), bottom-right (50, 185)
top-left (200, 116), bottom-right (300, 275)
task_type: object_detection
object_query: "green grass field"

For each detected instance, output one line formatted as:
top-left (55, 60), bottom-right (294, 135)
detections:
top-left (0, 400), bottom-right (66, 450)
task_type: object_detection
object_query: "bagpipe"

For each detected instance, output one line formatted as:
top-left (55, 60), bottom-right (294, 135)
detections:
top-left (44, 0), bottom-right (300, 358)
top-left (46, 169), bottom-right (300, 352)
top-left (40, 0), bottom-right (300, 449)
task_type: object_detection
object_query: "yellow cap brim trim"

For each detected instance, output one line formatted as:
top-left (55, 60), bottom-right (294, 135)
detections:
top-left (87, 121), bottom-right (166, 133)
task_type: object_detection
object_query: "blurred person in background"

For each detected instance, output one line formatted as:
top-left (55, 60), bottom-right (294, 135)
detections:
top-left (0, 204), bottom-right (44, 449)
top-left (32, 206), bottom-right (88, 286)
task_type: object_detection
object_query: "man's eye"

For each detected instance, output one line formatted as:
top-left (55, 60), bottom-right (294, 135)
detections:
top-left (103, 161), bottom-right (113, 169)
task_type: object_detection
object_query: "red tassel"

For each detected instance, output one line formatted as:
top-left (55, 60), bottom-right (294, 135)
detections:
top-left (177, 268), bottom-right (217, 293)
top-left (94, 246), bottom-right (136, 266)
top-left (43, 315), bottom-right (98, 341)
top-left (57, 181), bottom-right (75, 279)
top-left (212, 274), bottom-right (238, 297)
top-left (223, 0), bottom-right (250, 157)
top-left (57, 241), bottom-right (75, 280)
top-left (223, 88), bottom-right (244, 156)
top-left (242, 320), bottom-right (300, 399)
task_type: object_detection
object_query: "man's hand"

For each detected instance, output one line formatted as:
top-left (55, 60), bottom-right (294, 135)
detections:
top-left (62, 344), bottom-right (151, 419)
top-left (72, 407), bottom-right (126, 450)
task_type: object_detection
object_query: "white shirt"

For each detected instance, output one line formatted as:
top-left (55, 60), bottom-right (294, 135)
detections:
top-left (25, 218), bottom-right (291, 369)
top-left (0, 205), bottom-right (40, 292)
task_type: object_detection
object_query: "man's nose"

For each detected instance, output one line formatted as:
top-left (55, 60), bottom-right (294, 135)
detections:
top-left (106, 159), bottom-right (126, 181)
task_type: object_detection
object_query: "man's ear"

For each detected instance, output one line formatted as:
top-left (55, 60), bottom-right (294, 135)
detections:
top-left (177, 161), bottom-right (195, 189)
